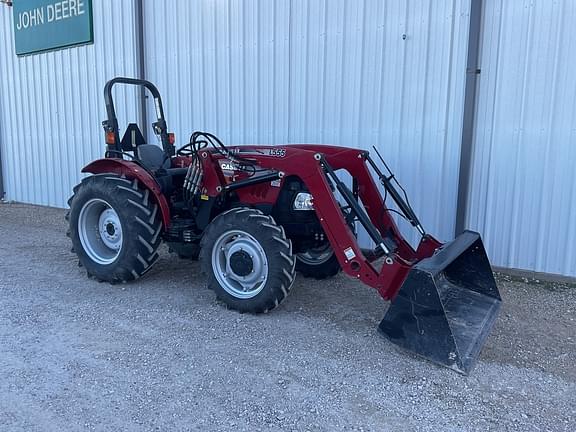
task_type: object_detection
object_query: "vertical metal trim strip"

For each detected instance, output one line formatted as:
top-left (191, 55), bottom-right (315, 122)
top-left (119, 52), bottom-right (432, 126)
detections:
top-left (135, 0), bottom-right (148, 142)
top-left (0, 123), bottom-right (4, 200)
top-left (455, 0), bottom-right (483, 235)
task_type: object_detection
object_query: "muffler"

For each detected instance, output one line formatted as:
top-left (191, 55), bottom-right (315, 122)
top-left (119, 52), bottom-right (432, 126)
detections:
top-left (379, 230), bottom-right (501, 374)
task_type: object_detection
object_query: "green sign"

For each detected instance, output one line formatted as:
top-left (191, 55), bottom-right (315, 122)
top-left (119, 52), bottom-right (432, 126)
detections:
top-left (13, 0), bottom-right (93, 55)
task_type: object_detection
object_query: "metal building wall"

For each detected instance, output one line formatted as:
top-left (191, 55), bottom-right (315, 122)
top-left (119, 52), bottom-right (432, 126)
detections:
top-left (467, 0), bottom-right (576, 277)
top-left (0, 1), bottom-right (140, 208)
top-left (142, 0), bottom-right (471, 244)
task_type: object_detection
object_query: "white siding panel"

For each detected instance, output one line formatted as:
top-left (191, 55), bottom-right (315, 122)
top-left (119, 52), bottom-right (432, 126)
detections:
top-left (1, 0), bottom-right (574, 278)
top-left (0, 0), bottom-right (139, 207)
top-left (143, 0), bottom-right (470, 244)
top-left (468, 0), bottom-right (576, 276)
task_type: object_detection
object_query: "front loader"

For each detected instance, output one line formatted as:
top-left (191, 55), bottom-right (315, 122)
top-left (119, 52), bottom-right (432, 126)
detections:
top-left (67, 78), bottom-right (501, 374)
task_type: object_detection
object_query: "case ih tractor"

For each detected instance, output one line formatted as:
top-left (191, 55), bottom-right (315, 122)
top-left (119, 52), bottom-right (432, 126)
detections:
top-left (67, 78), bottom-right (501, 373)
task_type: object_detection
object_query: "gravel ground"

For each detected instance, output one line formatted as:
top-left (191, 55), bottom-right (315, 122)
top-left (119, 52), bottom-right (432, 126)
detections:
top-left (0, 202), bottom-right (574, 431)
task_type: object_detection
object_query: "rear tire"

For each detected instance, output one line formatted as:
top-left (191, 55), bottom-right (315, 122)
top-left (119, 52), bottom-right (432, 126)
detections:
top-left (67, 174), bottom-right (163, 283)
top-left (200, 208), bottom-right (296, 313)
top-left (296, 244), bottom-right (341, 279)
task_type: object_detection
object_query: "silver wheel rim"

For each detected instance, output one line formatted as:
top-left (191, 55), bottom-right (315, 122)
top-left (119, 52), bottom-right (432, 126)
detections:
top-left (297, 244), bottom-right (333, 265)
top-left (78, 198), bottom-right (123, 265)
top-left (212, 230), bottom-right (268, 299)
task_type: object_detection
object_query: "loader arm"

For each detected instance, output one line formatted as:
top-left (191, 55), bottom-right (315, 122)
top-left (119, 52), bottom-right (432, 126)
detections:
top-left (289, 147), bottom-right (422, 300)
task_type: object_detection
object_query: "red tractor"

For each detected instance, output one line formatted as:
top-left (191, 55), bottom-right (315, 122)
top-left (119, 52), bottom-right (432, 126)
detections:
top-left (67, 78), bottom-right (501, 373)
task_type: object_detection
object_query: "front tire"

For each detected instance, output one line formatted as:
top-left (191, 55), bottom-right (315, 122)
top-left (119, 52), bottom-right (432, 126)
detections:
top-left (200, 208), bottom-right (296, 313)
top-left (296, 244), bottom-right (341, 279)
top-left (67, 174), bottom-right (163, 283)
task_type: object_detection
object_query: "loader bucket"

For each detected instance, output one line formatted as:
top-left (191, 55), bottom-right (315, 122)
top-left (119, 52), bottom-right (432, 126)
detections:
top-left (379, 231), bottom-right (501, 374)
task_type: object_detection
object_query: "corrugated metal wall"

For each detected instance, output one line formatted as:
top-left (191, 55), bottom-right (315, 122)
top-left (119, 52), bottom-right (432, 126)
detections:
top-left (467, 0), bottom-right (576, 276)
top-left (3, 0), bottom-right (570, 277)
top-left (142, 0), bottom-right (471, 244)
top-left (0, 0), bottom-right (139, 208)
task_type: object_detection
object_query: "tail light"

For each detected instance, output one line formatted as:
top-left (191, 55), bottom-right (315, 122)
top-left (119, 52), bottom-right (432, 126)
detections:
top-left (105, 131), bottom-right (116, 145)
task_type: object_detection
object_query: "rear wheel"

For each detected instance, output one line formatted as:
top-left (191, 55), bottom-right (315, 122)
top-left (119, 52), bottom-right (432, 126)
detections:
top-left (67, 174), bottom-right (163, 283)
top-left (296, 244), bottom-right (341, 279)
top-left (200, 208), bottom-right (296, 313)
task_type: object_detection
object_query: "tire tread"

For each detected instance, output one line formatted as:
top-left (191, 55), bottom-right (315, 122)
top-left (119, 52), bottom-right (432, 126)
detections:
top-left (67, 173), bottom-right (163, 284)
top-left (200, 208), bottom-right (296, 313)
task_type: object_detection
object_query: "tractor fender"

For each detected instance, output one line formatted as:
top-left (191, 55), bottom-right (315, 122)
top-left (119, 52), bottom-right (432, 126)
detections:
top-left (82, 159), bottom-right (171, 228)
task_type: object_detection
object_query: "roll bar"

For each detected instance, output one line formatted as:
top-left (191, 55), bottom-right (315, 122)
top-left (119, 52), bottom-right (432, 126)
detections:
top-left (102, 77), bottom-right (174, 156)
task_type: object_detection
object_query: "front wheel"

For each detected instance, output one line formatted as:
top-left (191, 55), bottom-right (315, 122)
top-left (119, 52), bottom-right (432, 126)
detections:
top-left (67, 174), bottom-right (163, 283)
top-left (200, 208), bottom-right (296, 313)
top-left (296, 244), bottom-right (341, 279)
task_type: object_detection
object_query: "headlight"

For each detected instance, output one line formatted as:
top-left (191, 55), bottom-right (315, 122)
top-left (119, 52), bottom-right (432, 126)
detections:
top-left (293, 192), bottom-right (314, 211)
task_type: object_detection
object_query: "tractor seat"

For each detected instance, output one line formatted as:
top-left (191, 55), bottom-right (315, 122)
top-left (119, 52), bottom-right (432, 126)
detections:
top-left (119, 123), bottom-right (169, 171)
top-left (137, 144), bottom-right (170, 171)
